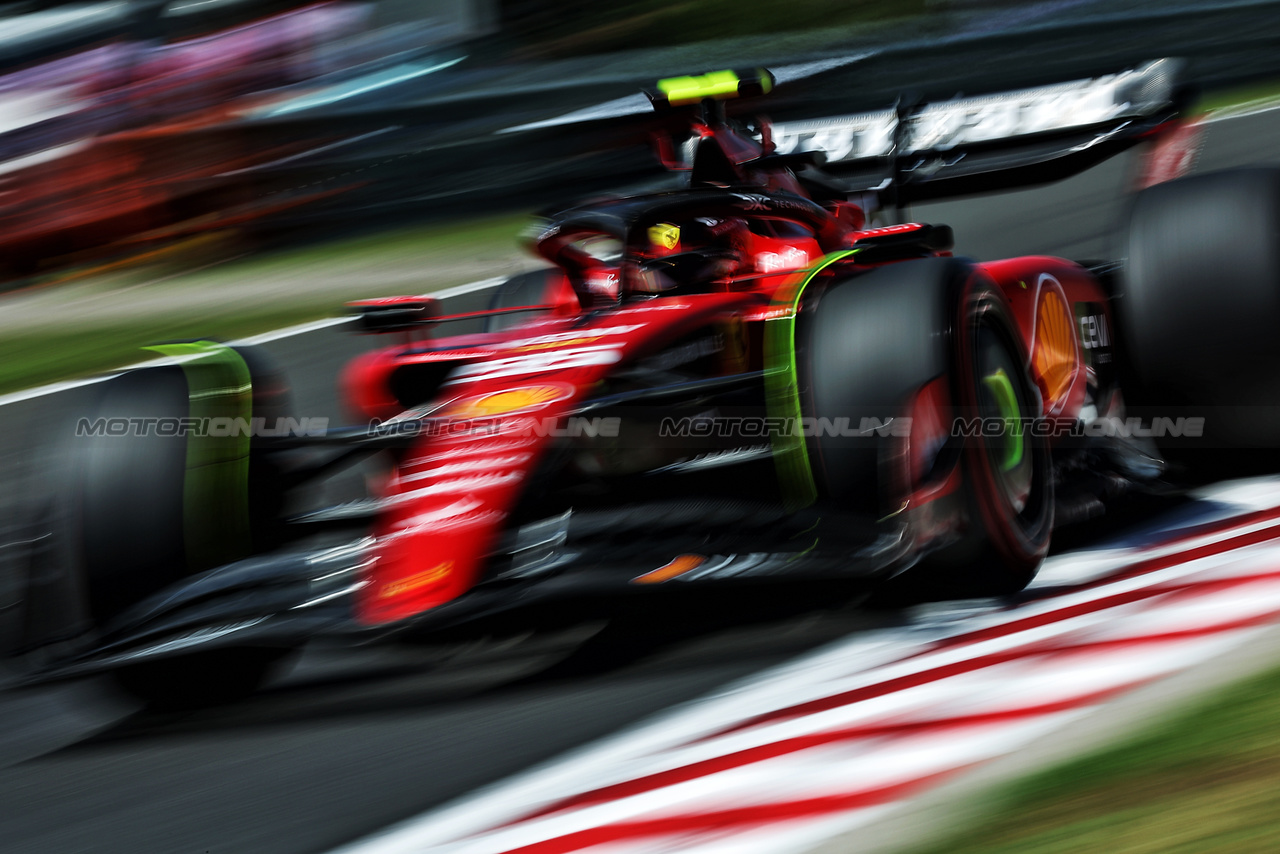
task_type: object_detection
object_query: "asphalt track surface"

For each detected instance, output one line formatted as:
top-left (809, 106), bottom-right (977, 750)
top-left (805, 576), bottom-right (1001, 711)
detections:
top-left (0, 106), bottom-right (1276, 854)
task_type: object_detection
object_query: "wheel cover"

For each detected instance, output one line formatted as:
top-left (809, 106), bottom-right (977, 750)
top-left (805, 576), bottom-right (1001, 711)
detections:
top-left (976, 328), bottom-right (1033, 514)
top-left (762, 250), bottom-right (859, 510)
top-left (143, 341), bottom-right (254, 570)
top-left (962, 305), bottom-right (1051, 561)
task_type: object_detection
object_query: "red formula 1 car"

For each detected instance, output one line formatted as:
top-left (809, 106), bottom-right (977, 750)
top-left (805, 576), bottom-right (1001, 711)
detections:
top-left (14, 62), bottom-right (1280, 705)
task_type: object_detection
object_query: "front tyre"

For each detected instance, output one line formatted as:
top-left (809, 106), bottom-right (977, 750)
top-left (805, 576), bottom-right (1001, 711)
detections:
top-left (799, 258), bottom-right (1052, 601)
top-left (69, 345), bottom-right (296, 706)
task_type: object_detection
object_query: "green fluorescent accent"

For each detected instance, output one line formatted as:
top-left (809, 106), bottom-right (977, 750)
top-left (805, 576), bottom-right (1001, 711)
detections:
top-left (657, 68), bottom-right (770, 106)
top-left (790, 518), bottom-right (821, 539)
top-left (763, 250), bottom-right (859, 510)
top-left (144, 341), bottom-right (253, 570)
top-left (982, 367), bottom-right (1024, 472)
top-left (787, 538), bottom-right (820, 562)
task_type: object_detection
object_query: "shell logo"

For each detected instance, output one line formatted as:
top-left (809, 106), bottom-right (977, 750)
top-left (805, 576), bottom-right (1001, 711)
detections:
top-left (379, 561), bottom-right (453, 599)
top-left (447, 384), bottom-right (573, 418)
top-left (515, 337), bottom-right (599, 353)
top-left (1032, 287), bottom-right (1077, 406)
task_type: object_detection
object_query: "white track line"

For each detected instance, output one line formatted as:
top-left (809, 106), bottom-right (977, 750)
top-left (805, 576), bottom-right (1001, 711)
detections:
top-left (230, 315), bottom-right (355, 346)
top-left (0, 276), bottom-right (504, 408)
top-left (328, 485), bottom-right (1280, 854)
top-left (1204, 97), bottom-right (1280, 123)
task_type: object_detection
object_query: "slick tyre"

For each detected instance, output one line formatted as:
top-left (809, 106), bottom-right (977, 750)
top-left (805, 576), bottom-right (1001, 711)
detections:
top-left (799, 257), bottom-right (1053, 602)
top-left (1120, 167), bottom-right (1280, 474)
top-left (69, 348), bottom-right (294, 707)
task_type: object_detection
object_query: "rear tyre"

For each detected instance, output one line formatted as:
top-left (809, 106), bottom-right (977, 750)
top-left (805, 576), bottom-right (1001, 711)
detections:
top-left (799, 257), bottom-right (1053, 602)
top-left (69, 347), bottom-right (295, 707)
top-left (1120, 167), bottom-right (1280, 474)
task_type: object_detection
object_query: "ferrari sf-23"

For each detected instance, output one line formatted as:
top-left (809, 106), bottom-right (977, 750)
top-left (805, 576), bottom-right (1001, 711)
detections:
top-left (14, 61), bottom-right (1280, 704)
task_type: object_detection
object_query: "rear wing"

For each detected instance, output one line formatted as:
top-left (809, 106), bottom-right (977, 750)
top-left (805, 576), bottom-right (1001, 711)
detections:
top-left (768, 59), bottom-right (1186, 209)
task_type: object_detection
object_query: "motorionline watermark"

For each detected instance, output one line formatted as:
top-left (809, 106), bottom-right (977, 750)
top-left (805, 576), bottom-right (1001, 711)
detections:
top-left (74, 413), bottom-right (1207, 442)
top-left (76, 416), bottom-right (330, 438)
top-left (371, 416), bottom-right (622, 439)
top-left (952, 415), bottom-right (1205, 439)
top-left (661, 416), bottom-right (914, 438)
top-left (657, 415), bottom-right (1207, 439)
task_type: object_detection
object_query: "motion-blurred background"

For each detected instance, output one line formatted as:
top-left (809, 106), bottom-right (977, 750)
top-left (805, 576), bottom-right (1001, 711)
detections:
top-left (3, 0), bottom-right (1280, 287)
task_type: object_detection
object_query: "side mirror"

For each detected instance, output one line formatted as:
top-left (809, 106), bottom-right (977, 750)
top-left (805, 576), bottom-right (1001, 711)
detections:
top-left (348, 296), bottom-right (439, 333)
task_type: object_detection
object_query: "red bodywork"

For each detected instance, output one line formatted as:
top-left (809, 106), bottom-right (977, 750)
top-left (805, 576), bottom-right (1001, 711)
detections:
top-left (341, 110), bottom-right (1119, 626)
top-left (344, 234), bottom-right (1110, 627)
top-left (981, 257), bottom-right (1114, 423)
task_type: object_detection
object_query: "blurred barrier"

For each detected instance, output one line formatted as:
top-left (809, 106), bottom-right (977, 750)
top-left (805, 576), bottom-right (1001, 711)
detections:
top-left (0, 1), bottom-right (468, 279)
top-left (5, 0), bottom-right (1280, 280)
top-left (147, 0), bottom-right (1280, 237)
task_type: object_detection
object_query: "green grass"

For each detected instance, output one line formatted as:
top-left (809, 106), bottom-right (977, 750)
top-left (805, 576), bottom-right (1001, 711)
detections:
top-left (907, 663), bottom-right (1280, 854)
top-left (83, 211), bottom-right (532, 294)
top-left (1198, 79), bottom-right (1280, 114)
top-left (0, 308), bottom-right (337, 394)
top-left (0, 211), bottom-right (532, 395)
